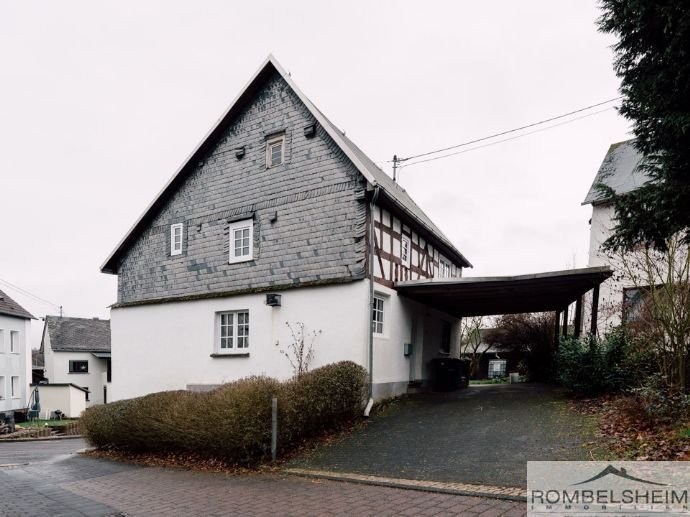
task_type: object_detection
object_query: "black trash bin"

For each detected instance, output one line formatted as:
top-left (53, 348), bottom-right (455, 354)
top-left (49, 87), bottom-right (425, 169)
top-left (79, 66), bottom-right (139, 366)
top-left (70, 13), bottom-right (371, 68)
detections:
top-left (430, 358), bottom-right (468, 391)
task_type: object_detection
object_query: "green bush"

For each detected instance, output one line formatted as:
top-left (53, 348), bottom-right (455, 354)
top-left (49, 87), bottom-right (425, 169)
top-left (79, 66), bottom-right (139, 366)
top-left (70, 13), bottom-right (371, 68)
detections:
top-left (81, 361), bottom-right (367, 465)
top-left (556, 328), bottom-right (641, 397)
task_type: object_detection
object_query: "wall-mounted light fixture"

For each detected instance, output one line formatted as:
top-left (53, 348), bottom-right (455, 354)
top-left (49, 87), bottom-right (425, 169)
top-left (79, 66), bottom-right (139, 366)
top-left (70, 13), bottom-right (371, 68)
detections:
top-left (266, 293), bottom-right (282, 307)
top-left (303, 124), bottom-right (316, 139)
top-left (235, 146), bottom-right (246, 159)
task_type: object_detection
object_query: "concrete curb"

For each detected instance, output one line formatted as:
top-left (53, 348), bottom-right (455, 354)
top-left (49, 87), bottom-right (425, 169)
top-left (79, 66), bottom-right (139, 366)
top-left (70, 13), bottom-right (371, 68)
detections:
top-left (283, 468), bottom-right (527, 502)
top-left (0, 434), bottom-right (84, 443)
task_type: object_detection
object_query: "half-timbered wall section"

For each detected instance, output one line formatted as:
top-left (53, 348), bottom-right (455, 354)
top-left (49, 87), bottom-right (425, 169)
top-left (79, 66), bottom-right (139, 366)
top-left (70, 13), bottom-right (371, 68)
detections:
top-left (371, 204), bottom-right (462, 288)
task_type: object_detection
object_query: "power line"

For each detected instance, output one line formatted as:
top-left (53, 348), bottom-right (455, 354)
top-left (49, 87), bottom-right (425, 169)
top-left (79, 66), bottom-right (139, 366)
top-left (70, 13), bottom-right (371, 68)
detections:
top-left (0, 277), bottom-right (61, 313)
top-left (393, 96), bottom-right (622, 164)
top-left (400, 106), bottom-right (617, 168)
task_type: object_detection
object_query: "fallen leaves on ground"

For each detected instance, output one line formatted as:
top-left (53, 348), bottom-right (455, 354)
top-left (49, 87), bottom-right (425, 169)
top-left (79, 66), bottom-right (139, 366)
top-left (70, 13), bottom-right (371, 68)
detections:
top-left (571, 395), bottom-right (690, 461)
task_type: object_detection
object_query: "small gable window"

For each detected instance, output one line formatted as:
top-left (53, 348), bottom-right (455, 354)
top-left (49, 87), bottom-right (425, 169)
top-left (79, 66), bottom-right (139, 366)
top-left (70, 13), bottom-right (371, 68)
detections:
top-left (170, 223), bottom-right (183, 256)
top-left (229, 219), bottom-right (253, 264)
top-left (266, 134), bottom-right (285, 168)
top-left (401, 236), bottom-right (411, 267)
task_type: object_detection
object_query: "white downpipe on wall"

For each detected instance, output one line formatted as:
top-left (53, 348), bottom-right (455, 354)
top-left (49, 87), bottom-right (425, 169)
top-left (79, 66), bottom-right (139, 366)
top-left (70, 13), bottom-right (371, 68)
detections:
top-left (365, 186), bottom-right (380, 417)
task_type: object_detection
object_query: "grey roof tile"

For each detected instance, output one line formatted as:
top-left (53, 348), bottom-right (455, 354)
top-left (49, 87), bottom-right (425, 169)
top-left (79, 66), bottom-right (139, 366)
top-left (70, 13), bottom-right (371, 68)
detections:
top-left (44, 316), bottom-right (111, 353)
top-left (583, 139), bottom-right (651, 205)
top-left (0, 288), bottom-right (34, 319)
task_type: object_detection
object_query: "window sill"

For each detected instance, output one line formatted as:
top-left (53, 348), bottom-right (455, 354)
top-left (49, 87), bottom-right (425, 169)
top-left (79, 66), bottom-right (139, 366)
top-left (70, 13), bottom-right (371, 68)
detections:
top-left (68, 372), bottom-right (89, 374)
top-left (210, 353), bottom-right (250, 358)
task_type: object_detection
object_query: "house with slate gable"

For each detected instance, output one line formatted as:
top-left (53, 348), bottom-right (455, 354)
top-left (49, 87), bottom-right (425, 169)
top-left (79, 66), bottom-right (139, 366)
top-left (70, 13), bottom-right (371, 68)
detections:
top-left (40, 316), bottom-right (111, 406)
top-left (582, 139), bottom-right (652, 332)
top-left (0, 288), bottom-right (33, 413)
top-left (101, 56), bottom-right (471, 402)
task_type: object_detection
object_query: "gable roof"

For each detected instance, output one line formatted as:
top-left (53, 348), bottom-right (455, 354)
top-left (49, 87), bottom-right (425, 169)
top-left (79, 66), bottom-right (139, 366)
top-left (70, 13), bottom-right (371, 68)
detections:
top-left (583, 139), bottom-right (651, 205)
top-left (43, 316), bottom-right (111, 353)
top-left (0, 288), bottom-right (34, 319)
top-left (101, 55), bottom-right (471, 274)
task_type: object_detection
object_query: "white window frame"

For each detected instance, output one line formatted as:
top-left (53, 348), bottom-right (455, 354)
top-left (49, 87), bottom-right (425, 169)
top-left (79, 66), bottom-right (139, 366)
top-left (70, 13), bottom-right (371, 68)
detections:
top-left (439, 259), bottom-right (451, 279)
top-left (9, 330), bottom-right (19, 354)
top-left (0, 376), bottom-right (5, 400)
top-left (401, 236), bottom-right (411, 267)
top-left (11, 376), bottom-right (19, 399)
top-left (0, 329), bottom-right (4, 353)
top-left (215, 310), bottom-right (250, 354)
top-left (170, 223), bottom-right (184, 256)
top-left (372, 295), bottom-right (386, 336)
top-left (228, 219), bottom-right (254, 264)
top-left (266, 134), bottom-right (285, 168)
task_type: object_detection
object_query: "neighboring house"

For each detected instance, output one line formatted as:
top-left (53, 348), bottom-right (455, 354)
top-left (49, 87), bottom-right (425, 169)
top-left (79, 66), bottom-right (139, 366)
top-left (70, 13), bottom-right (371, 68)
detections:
top-left (31, 349), bottom-right (46, 383)
top-left (101, 56), bottom-right (471, 401)
top-left (460, 329), bottom-right (525, 380)
top-left (583, 139), bottom-right (651, 331)
top-left (0, 288), bottom-right (33, 413)
top-left (40, 316), bottom-right (111, 406)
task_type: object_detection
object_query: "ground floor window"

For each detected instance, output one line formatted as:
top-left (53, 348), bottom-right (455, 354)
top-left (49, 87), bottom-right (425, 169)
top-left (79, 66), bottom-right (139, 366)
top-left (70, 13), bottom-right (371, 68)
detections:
top-left (488, 359), bottom-right (507, 378)
top-left (372, 296), bottom-right (385, 335)
top-left (0, 376), bottom-right (5, 399)
top-left (217, 310), bottom-right (250, 353)
top-left (69, 360), bottom-right (89, 373)
top-left (11, 376), bottom-right (19, 398)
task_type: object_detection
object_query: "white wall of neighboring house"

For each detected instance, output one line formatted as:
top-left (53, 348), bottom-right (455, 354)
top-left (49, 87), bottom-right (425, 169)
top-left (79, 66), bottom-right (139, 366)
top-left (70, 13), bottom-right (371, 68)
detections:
top-left (43, 331), bottom-right (109, 407)
top-left (0, 314), bottom-right (31, 412)
top-left (586, 203), bottom-right (642, 333)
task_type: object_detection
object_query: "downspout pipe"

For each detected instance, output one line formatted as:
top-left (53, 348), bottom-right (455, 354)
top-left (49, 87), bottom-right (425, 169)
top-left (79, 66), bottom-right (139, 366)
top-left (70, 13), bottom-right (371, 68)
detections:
top-left (365, 185), bottom-right (381, 417)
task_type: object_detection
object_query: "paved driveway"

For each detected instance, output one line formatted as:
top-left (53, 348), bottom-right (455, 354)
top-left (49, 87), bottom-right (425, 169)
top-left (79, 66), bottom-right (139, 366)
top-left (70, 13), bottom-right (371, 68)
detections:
top-left (289, 383), bottom-right (593, 488)
top-left (0, 438), bottom-right (525, 516)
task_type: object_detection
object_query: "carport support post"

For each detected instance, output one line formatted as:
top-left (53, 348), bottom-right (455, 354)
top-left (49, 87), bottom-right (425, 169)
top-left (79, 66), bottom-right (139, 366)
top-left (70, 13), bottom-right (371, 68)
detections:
top-left (554, 310), bottom-right (560, 349)
top-left (574, 296), bottom-right (583, 338)
top-left (562, 305), bottom-right (569, 338)
top-left (590, 284), bottom-right (600, 336)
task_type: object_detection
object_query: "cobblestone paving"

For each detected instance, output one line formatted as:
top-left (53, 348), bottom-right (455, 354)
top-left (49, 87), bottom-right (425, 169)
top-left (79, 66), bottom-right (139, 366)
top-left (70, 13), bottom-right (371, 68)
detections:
top-left (289, 384), bottom-right (593, 488)
top-left (0, 440), bottom-right (526, 516)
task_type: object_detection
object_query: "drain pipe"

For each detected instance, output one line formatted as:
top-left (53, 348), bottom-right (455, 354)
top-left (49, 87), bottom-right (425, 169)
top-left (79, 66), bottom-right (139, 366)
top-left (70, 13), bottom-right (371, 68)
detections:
top-left (365, 185), bottom-right (381, 417)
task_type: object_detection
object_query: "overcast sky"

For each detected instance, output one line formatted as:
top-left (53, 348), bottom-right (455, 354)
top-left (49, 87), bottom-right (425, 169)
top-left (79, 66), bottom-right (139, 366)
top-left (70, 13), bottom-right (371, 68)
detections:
top-left (1, 1), bottom-right (630, 347)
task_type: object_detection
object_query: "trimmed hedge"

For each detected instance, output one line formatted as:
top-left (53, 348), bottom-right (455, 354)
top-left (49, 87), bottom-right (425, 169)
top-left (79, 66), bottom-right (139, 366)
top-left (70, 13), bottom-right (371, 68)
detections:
top-left (81, 361), bottom-right (367, 465)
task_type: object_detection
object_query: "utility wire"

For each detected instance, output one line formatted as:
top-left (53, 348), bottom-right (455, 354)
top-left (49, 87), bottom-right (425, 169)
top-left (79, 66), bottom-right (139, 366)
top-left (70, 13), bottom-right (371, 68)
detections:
top-left (394, 97), bottom-right (622, 164)
top-left (0, 277), bottom-right (61, 311)
top-left (400, 106), bottom-right (617, 168)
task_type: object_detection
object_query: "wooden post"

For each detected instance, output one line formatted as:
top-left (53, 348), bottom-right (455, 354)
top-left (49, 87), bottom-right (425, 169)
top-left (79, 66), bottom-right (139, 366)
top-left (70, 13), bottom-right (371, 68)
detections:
top-left (562, 305), bottom-right (569, 338)
top-left (554, 310), bottom-right (561, 349)
top-left (271, 396), bottom-right (278, 462)
top-left (590, 285), bottom-right (600, 335)
top-left (574, 296), bottom-right (583, 338)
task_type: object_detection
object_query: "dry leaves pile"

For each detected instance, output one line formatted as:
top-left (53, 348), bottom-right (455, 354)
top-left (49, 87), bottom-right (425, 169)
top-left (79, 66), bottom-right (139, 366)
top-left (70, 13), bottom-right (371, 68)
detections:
top-left (572, 395), bottom-right (690, 460)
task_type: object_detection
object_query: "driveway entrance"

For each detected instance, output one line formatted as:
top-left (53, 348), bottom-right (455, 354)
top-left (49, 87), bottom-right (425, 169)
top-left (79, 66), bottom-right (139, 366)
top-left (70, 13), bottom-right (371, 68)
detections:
top-left (289, 383), bottom-right (593, 487)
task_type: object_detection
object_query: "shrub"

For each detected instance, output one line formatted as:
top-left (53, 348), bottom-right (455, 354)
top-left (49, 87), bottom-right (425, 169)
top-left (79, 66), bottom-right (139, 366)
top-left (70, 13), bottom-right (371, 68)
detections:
top-left (556, 329), bottom-right (641, 397)
top-left (633, 374), bottom-right (690, 423)
top-left (81, 361), bottom-right (367, 466)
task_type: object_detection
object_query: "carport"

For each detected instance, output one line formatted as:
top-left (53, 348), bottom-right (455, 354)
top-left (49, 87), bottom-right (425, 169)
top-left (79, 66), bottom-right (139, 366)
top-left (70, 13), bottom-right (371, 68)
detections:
top-left (395, 266), bottom-right (613, 340)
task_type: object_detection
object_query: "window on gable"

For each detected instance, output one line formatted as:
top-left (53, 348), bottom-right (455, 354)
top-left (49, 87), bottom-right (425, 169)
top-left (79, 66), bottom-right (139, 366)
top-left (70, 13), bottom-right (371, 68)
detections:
top-left (69, 360), bottom-right (89, 373)
top-left (11, 376), bottom-right (19, 398)
top-left (401, 236), bottom-right (411, 267)
top-left (372, 296), bottom-right (385, 335)
top-left (170, 223), bottom-right (183, 256)
top-left (266, 134), bottom-right (285, 168)
top-left (217, 310), bottom-right (250, 354)
top-left (439, 259), bottom-right (451, 279)
top-left (9, 331), bottom-right (19, 353)
top-left (228, 219), bottom-right (253, 263)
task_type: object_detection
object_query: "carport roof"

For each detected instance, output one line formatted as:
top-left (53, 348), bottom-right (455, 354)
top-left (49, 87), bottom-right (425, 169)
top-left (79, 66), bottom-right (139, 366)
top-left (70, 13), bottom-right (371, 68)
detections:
top-left (395, 266), bottom-right (612, 317)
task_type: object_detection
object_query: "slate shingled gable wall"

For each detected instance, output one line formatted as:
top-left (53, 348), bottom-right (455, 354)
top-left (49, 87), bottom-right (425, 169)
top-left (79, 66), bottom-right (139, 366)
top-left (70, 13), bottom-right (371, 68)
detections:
top-left (116, 72), bottom-right (368, 305)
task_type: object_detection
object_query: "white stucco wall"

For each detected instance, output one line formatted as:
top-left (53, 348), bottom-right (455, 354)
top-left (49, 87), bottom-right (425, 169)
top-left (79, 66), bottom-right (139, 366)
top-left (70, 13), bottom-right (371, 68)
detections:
top-left (372, 283), bottom-right (461, 399)
top-left (0, 315), bottom-right (31, 412)
top-left (111, 282), bottom-right (371, 401)
top-left (43, 330), bottom-right (109, 407)
top-left (585, 203), bottom-right (641, 332)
